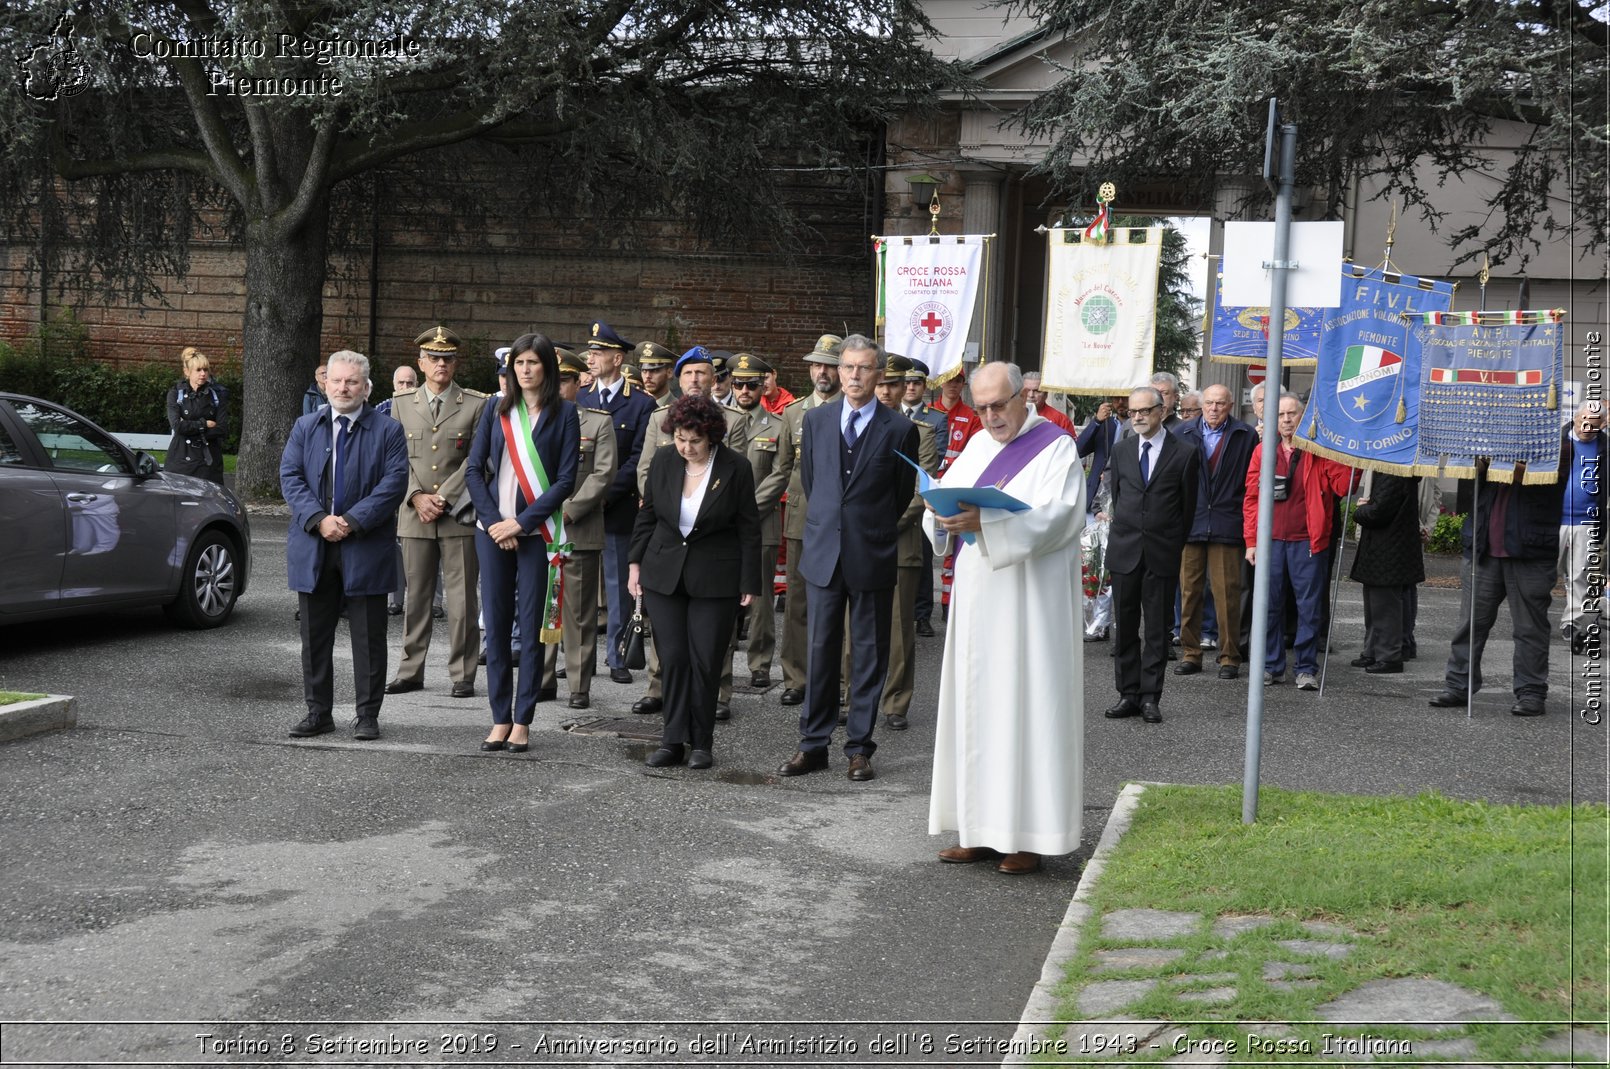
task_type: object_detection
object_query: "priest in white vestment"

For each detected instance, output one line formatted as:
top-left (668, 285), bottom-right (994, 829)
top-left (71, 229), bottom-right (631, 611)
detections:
top-left (926, 362), bottom-right (1085, 876)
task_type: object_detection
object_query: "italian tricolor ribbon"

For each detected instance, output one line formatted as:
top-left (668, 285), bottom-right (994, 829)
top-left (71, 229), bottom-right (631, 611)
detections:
top-left (1083, 200), bottom-right (1110, 243)
top-left (501, 400), bottom-right (571, 642)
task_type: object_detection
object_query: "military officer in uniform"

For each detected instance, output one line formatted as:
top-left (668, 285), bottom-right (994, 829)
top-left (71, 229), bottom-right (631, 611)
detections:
top-left (631, 346), bottom-right (750, 718)
top-left (540, 350), bottom-right (618, 710)
top-left (903, 358), bottom-right (947, 637)
top-left (636, 341), bottom-right (677, 404)
top-left (875, 354), bottom-right (939, 729)
top-left (386, 326), bottom-right (487, 698)
top-left (709, 351), bottom-right (738, 408)
top-left (578, 321), bottom-right (655, 686)
top-left (729, 353), bottom-right (790, 687)
top-left (777, 334), bottom-right (843, 705)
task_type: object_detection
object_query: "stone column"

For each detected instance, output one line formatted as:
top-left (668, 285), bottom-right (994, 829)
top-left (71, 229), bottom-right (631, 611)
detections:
top-left (959, 165), bottom-right (1007, 364)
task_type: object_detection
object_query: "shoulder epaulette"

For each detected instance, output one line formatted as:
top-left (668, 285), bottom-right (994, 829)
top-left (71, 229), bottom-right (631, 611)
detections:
top-left (583, 406), bottom-right (611, 416)
top-left (461, 387), bottom-right (488, 399)
top-left (393, 386), bottom-right (418, 397)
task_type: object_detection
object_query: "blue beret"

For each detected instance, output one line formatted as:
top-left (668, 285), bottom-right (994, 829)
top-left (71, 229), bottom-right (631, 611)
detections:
top-left (675, 345), bottom-right (713, 375)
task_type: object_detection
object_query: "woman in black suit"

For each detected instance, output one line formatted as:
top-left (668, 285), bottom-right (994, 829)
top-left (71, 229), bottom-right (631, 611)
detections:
top-left (628, 394), bottom-right (762, 769)
top-left (465, 333), bottom-right (580, 753)
top-left (164, 347), bottom-right (227, 484)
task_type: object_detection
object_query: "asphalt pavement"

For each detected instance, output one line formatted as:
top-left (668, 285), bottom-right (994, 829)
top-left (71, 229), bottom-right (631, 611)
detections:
top-left (0, 516), bottom-right (1603, 1064)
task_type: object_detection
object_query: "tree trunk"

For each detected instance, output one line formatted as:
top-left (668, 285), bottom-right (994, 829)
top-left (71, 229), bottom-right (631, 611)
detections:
top-left (234, 200), bottom-right (331, 500)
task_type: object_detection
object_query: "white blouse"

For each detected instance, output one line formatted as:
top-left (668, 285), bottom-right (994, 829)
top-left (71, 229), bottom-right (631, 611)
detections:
top-left (678, 460), bottom-right (713, 537)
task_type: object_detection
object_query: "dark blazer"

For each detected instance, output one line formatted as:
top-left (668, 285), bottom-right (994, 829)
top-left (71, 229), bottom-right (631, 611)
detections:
top-left (1351, 473), bottom-right (1426, 587)
top-left (629, 443), bottom-right (763, 599)
top-left (280, 404), bottom-right (409, 595)
top-left (798, 398), bottom-right (919, 591)
top-left (464, 397), bottom-right (581, 535)
top-left (164, 380), bottom-right (227, 480)
top-left (1175, 415), bottom-right (1257, 544)
top-left (578, 378), bottom-right (656, 534)
top-left (1106, 429), bottom-right (1201, 577)
top-left (1075, 414), bottom-right (1122, 508)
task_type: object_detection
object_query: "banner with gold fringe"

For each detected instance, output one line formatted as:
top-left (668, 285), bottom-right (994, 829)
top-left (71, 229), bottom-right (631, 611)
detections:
top-left (1206, 272), bottom-right (1323, 366)
top-left (1415, 309), bottom-right (1566, 484)
top-left (873, 234), bottom-right (987, 385)
top-left (1040, 226), bottom-right (1162, 396)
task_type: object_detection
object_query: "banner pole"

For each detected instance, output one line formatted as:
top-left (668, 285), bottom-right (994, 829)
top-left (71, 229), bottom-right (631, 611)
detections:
top-left (980, 235), bottom-right (992, 365)
top-left (1317, 475), bottom-right (1354, 697)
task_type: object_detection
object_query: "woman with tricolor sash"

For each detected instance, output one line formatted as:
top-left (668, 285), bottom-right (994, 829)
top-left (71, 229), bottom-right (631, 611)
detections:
top-left (465, 334), bottom-right (580, 753)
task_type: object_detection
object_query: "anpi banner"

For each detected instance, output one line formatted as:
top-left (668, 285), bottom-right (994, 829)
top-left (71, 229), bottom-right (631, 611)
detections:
top-left (875, 235), bottom-right (986, 383)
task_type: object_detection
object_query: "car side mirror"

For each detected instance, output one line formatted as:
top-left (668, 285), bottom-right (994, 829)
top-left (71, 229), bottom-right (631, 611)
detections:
top-left (134, 451), bottom-right (160, 478)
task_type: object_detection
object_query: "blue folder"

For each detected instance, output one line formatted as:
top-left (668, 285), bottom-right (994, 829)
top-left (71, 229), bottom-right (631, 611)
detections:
top-left (897, 451), bottom-right (1029, 544)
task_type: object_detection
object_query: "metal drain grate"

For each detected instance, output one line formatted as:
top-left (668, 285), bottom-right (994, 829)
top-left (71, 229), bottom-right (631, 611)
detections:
top-left (562, 716), bottom-right (662, 741)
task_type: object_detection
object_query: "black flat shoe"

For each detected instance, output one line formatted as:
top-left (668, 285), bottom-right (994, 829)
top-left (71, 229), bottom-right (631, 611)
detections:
top-left (646, 746), bottom-right (686, 767)
top-left (687, 749), bottom-right (713, 769)
top-left (480, 739), bottom-right (507, 752)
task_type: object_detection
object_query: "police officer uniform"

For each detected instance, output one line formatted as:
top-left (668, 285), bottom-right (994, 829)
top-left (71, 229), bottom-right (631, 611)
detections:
top-left (387, 326), bottom-right (488, 697)
top-left (631, 346), bottom-right (750, 717)
top-left (729, 353), bottom-right (790, 687)
top-left (541, 350), bottom-right (618, 709)
top-left (777, 334), bottom-right (843, 704)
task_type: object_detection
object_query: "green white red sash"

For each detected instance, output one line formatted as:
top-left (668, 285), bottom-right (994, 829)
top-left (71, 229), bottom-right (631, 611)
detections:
top-left (501, 400), bottom-right (571, 642)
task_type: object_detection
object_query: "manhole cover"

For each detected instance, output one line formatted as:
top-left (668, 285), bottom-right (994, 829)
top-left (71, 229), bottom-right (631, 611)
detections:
top-left (562, 716), bottom-right (661, 741)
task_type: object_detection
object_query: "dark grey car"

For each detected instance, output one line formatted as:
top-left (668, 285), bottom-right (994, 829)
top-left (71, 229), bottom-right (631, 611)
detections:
top-left (0, 392), bottom-right (250, 628)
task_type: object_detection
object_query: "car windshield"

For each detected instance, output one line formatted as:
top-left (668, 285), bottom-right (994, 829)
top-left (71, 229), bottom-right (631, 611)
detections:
top-left (11, 401), bottom-right (130, 475)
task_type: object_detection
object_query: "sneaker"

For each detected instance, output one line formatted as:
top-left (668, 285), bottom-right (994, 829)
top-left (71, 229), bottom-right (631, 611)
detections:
top-left (1202, 636), bottom-right (1218, 650)
top-left (1295, 672), bottom-right (1319, 691)
top-left (1263, 671), bottom-right (1285, 685)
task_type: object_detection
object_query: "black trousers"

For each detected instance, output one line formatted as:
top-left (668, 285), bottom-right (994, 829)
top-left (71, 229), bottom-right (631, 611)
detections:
top-left (803, 570), bottom-right (892, 757)
top-left (1361, 584), bottom-right (1408, 663)
top-left (643, 581), bottom-right (741, 752)
top-left (299, 542), bottom-right (389, 720)
top-left (1111, 566), bottom-right (1176, 702)
top-left (915, 536), bottom-right (935, 621)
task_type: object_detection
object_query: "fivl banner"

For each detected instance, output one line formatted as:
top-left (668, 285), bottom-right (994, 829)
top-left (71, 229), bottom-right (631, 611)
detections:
top-left (1207, 273), bottom-right (1323, 366)
top-left (1416, 309), bottom-right (1567, 483)
top-left (1040, 227), bottom-right (1162, 396)
top-left (1298, 265), bottom-right (1455, 473)
top-left (874, 235), bottom-right (987, 383)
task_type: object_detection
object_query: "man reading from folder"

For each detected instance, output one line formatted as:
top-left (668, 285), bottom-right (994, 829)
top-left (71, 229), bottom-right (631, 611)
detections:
top-left (925, 362), bottom-right (1086, 877)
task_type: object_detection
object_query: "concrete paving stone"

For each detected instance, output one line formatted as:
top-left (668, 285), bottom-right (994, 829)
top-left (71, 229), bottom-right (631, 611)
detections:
top-left (1315, 979), bottom-right (1516, 1025)
top-left (1102, 908), bottom-right (1203, 941)
top-left (1300, 920), bottom-right (1357, 938)
top-left (1211, 914), bottom-right (1275, 939)
top-left (1532, 1028), bottom-right (1609, 1061)
top-left (1262, 960), bottom-right (1318, 980)
top-left (1076, 979), bottom-right (1159, 1017)
top-left (1092, 947), bottom-right (1186, 973)
top-left (1276, 938), bottom-right (1353, 959)
top-left (1196, 949), bottom-right (1231, 962)
top-left (1270, 979), bottom-right (1323, 991)
top-left (1165, 1049), bottom-right (1229, 1065)
top-left (1175, 986), bottom-right (1236, 1005)
top-left (1176, 972), bottom-right (1238, 985)
top-left (1413, 1037), bottom-right (1482, 1059)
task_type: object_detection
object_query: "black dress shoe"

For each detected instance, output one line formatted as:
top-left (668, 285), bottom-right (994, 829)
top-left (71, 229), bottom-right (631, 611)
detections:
top-left (632, 697), bottom-right (663, 715)
top-left (480, 738), bottom-right (507, 752)
top-left (1140, 701), bottom-right (1162, 724)
top-left (837, 707), bottom-right (847, 725)
top-left (477, 650), bottom-right (487, 666)
top-left (847, 754), bottom-right (875, 781)
top-left (1104, 698), bottom-right (1142, 719)
top-left (1365, 660), bottom-right (1403, 674)
top-left (537, 687), bottom-right (558, 702)
top-left (1350, 654), bottom-right (1377, 668)
top-left (687, 749), bottom-right (713, 769)
top-left (1218, 664), bottom-right (1240, 680)
top-left (1511, 695), bottom-right (1546, 717)
top-left (886, 713), bottom-right (909, 731)
top-left (610, 667), bottom-right (633, 684)
top-left (714, 703), bottom-right (731, 721)
top-left (1173, 661), bottom-right (1202, 675)
top-left (288, 713), bottom-right (334, 738)
top-left (779, 688), bottom-right (804, 706)
top-left (387, 602), bottom-right (403, 616)
top-left (384, 678), bottom-right (423, 694)
top-left (1428, 689), bottom-right (1469, 707)
top-left (1167, 645), bottom-right (1178, 660)
top-left (568, 694), bottom-right (590, 709)
top-left (507, 740), bottom-right (530, 754)
top-left (750, 670), bottom-right (770, 688)
top-left (556, 664), bottom-right (566, 679)
top-left (646, 745), bottom-right (686, 767)
top-left (450, 681), bottom-right (475, 698)
top-left (777, 749), bottom-right (829, 776)
top-left (352, 716), bottom-right (380, 740)
top-left (431, 604), bottom-right (446, 620)
top-left (916, 618), bottom-right (935, 637)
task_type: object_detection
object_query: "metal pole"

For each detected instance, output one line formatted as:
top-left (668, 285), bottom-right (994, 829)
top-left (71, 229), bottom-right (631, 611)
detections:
top-left (1243, 110), bottom-right (1298, 825)
top-left (1317, 475), bottom-right (1354, 697)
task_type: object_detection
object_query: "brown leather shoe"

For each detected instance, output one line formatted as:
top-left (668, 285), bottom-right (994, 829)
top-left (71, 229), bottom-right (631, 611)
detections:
top-left (777, 749), bottom-right (829, 776)
top-left (996, 851), bottom-right (1042, 875)
top-left (847, 754), bottom-right (875, 781)
top-left (938, 846), bottom-right (1002, 864)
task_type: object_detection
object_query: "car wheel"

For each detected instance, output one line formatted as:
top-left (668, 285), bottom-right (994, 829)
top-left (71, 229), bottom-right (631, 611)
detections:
top-left (164, 528), bottom-right (240, 628)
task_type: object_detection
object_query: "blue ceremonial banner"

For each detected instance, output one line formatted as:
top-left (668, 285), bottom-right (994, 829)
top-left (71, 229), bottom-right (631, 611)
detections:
top-left (1416, 310), bottom-right (1566, 482)
top-left (1207, 274), bottom-right (1323, 366)
top-left (1297, 265), bottom-right (1455, 473)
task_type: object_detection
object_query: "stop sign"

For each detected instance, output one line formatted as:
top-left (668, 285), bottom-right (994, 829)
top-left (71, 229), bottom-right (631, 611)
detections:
top-left (1246, 363), bottom-right (1266, 385)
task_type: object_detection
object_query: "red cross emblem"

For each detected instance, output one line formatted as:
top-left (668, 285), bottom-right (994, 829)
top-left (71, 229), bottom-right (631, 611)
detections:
top-left (910, 302), bottom-right (952, 344)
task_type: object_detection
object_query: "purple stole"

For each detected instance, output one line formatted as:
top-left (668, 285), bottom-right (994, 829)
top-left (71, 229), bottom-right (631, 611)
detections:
top-left (973, 418), bottom-right (1064, 491)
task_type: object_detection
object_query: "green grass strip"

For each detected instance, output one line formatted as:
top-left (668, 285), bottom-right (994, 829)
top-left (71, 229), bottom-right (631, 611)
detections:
top-left (0, 692), bottom-right (47, 705)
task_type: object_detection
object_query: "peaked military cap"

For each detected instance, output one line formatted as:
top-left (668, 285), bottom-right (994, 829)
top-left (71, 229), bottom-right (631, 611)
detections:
top-left (557, 349), bottom-right (588, 378)
top-left (636, 341), bottom-right (675, 369)
top-left (493, 346), bottom-right (512, 374)
top-left (622, 363), bottom-right (644, 389)
top-left (587, 321), bottom-right (632, 350)
top-left (415, 326), bottom-right (459, 353)
top-left (709, 350), bottom-right (734, 380)
top-left (883, 353), bottom-right (915, 378)
top-left (906, 357), bottom-right (931, 380)
top-left (729, 352), bottom-right (772, 380)
top-left (805, 333), bottom-right (843, 366)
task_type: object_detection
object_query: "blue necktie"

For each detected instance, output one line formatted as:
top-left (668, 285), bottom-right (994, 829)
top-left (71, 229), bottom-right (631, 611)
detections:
top-left (332, 415), bottom-right (351, 514)
top-left (845, 410), bottom-right (861, 448)
top-left (1140, 439), bottom-right (1152, 485)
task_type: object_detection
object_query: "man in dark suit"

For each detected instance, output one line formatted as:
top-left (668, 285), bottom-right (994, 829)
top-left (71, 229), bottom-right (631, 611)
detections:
top-left (281, 350), bottom-right (410, 741)
top-left (778, 335), bottom-right (919, 781)
top-left (1105, 385), bottom-right (1200, 724)
top-left (578, 321), bottom-right (656, 685)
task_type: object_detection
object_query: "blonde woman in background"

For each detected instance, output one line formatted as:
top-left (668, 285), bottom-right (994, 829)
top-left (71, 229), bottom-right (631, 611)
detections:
top-left (165, 347), bottom-right (227, 484)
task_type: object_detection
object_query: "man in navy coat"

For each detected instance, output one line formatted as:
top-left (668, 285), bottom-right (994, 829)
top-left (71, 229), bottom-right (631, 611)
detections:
top-left (578, 321), bottom-right (656, 685)
top-left (281, 350), bottom-right (410, 740)
top-left (779, 334), bottom-right (919, 782)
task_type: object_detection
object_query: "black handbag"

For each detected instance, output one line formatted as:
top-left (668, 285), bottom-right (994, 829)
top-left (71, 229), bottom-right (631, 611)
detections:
top-left (616, 595), bottom-right (649, 670)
